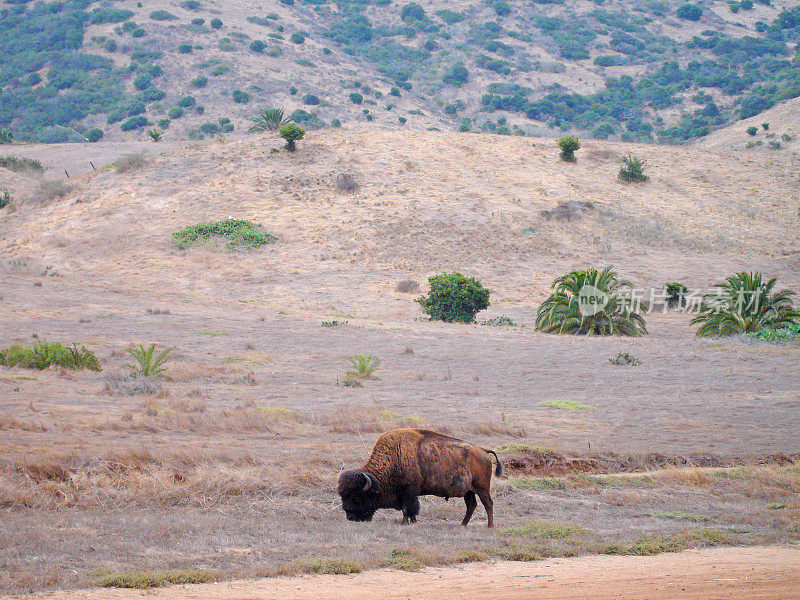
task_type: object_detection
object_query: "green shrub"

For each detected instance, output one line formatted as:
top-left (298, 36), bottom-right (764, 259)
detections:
top-left (210, 17), bottom-right (223, 28)
top-left (250, 108), bottom-right (288, 132)
top-left (191, 76), bottom-right (208, 88)
top-left (157, 119), bottom-right (169, 129)
top-left (303, 93), bottom-right (320, 105)
top-left (535, 266), bottom-right (647, 336)
top-left (0, 156), bottom-right (44, 173)
top-left (177, 96), bottom-right (196, 108)
top-left (290, 32), bottom-right (305, 44)
top-left (442, 63), bottom-right (469, 86)
top-left (331, 117), bottom-right (341, 128)
top-left (125, 344), bottom-right (171, 377)
top-left (676, 4), bottom-right (703, 20)
top-left (232, 90), bottom-right (250, 104)
top-left (416, 273), bottom-right (490, 323)
top-left (133, 73), bottom-right (152, 90)
top-left (250, 40), bottom-right (266, 52)
top-left (0, 129), bottom-right (13, 144)
top-left (279, 122), bottom-right (305, 151)
top-left (0, 341), bottom-right (101, 371)
top-left (150, 10), bottom-right (177, 21)
top-left (557, 136), bottom-right (580, 162)
top-left (173, 218), bottom-right (278, 250)
top-left (167, 107), bottom-right (184, 119)
top-left (744, 324), bottom-right (800, 343)
top-left (691, 272), bottom-right (800, 336)
top-left (346, 354), bottom-right (380, 379)
top-left (665, 282), bottom-right (689, 308)
top-left (609, 352), bottom-right (641, 366)
top-left (0, 189), bottom-right (11, 209)
top-left (200, 122), bottom-right (219, 135)
top-left (746, 126), bottom-right (758, 136)
top-left (121, 116), bottom-right (148, 131)
top-left (349, 92), bottom-right (363, 104)
top-left (181, 0), bottom-right (202, 9)
top-left (177, 43), bottom-right (193, 54)
top-left (192, 17), bottom-right (205, 26)
top-left (398, 116), bottom-right (407, 124)
top-left (494, 2), bottom-right (512, 16)
top-left (94, 569), bottom-right (217, 589)
top-left (132, 28), bottom-right (145, 37)
top-left (618, 155), bottom-right (649, 183)
top-left (401, 3), bottom-right (426, 22)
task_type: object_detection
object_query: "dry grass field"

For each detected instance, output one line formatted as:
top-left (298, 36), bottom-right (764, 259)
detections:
top-left (0, 124), bottom-right (799, 595)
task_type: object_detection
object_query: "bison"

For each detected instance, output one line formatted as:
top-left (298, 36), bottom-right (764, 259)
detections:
top-left (337, 428), bottom-right (502, 527)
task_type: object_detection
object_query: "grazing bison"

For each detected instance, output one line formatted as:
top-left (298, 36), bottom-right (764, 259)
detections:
top-left (337, 428), bottom-right (502, 527)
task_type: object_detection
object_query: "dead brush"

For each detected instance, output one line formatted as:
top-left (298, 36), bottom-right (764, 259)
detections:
top-left (115, 151), bottom-right (149, 173)
top-left (654, 467), bottom-right (712, 486)
top-left (334, 172), bottom-right (359, 193)
top-left (396, 279), bottom-right (420, 293)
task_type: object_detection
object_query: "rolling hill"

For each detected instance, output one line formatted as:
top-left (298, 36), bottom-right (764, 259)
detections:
top-left (1, 0), bottom-right (799, 144)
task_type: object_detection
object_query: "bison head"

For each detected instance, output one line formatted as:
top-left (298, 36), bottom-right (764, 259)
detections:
top-left (337, 470), bottom-right (380, 522)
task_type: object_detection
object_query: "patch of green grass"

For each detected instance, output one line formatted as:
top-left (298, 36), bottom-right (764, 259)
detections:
top-left (766, 502), bottom-right (787, 509)
top-left (222, 354), bottom-right (271, 365)
top-left (645, 510), bottom-right (714, 522)
top-left (494, 443), bottom-right (555, 454)
top-left (600, 529), bottom-right (733, 556)
top-left (609, 352), bottom-right (641, 366)
top-left (256, 406), bottom-right (297, 417)
top-left (539, 400), bottom-right (596, 411)
top-left (512, 477), bottom-right (568, 491)
top-left (745, 325), bottom-right (800, 343)
top-left (293, 558), bottom-right (361, 575)
top-left (386, 548), bottom-right (432, 572)
top-left (710, 467), bottom-right (752, 480)
top-left (172, 218), bottom-right (277, 250)
top-left (379, 409), bottom-right (425, 425)
top-left (0, 155), bottom-right (44, 173)
top-left (503, 520), bottom-right (590, 538)
top-left (0, 374), bottom-right (38, 381)
top-left (190, 330), bottom-right (229, 336)
top-left (94, 569), bottom-right (219, 588)
top-left (0, 341), bottom-right (101, 371)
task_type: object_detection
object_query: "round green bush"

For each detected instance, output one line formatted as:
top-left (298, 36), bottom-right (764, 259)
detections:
top-left (279, 122), bottom-right (305, 151)
top-left (121, 116), bottom-right (148, 131)
top-left (290, 32), bottom-right (305, 44)
top-left (168, 107), bottom-right (184, 119)
top-left (191, 76), bottom-right (208, 88)
top-left (177, 95), bottom-right (196, 108)
top-left (85, 128), bottom-right (104, 142)
top-left (676, 4), bottom-right (702, 20)
top-left (303, 93), bottom-right (320, 105)
top-left (416, 273), bottom-right (491, 323)
top-left (210, 17), bottom-right (223, 29)
top-left (133, 73), bottom-right (152, 90)
top-left (150, 10), bottom-right (177, 20)
top-left (200, 122), bottom-right (220, 135)
top-left (557, 136), bottom-right (581, 161)
top-left (349, 92), bottom-right (363, 104)
top-left (178, 43), bottom-right (193, 54)
top-left (400, 2), bottom-right (425, 21)
top-left (232, 89), bottom-right (250, 104)
top-left (250, 40), bottom-right (266, 52)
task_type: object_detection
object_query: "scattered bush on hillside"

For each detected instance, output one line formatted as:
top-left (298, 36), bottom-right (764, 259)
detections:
top-left (200, 122), bottom-right (219, 135)
top-left (250, 40), bottom-right (266, 52)
top-left (232, 90), bottom-right (250, 104)
top-left (191, 76), bottom-right (208, 88)
top-left (494, 2), bottom-right (512, 17)
top-left (691, 272), bottom-right (800, 336)
top-left (121, 116), bottom-right (148, 131)
top-left (150, 10), bottom-right (177, 21)
top-left (416, 273), bottom-right (491, 323)
top-left (29, 180), bottom-right (72, 204)
top-left (665, 282), bottom-right (689, 308)
top-left (746, 126), bottom-right (758, 136)
top-left (349, 92), bottom-right (363, 104)
top-left (677, 4), bottom-right (703, 21)
top-left (0, 341), bottom-right (101, 371)
top-left (168, 107), bottom-right (184, 119)
top-left (177, 96), bottom-right (196, 108)
top-left (442, 63), bottom-right (469, 86)
top-left (279, 122), bottom-right (305, 151)
top-left (0, 129), bottom-right (13, 144)
top-left (557, 136), bottom-right (580, 162)
top-left (618, 155), bottom-right (649, 183)
top-left (535, 266), bottom-right (647, 336)
top-left (334, 173), bottom-right (359, 193)
top-left (115, 151), bottom-right (149, 173)
top-left (250, 108), bottom-right (288, 132)
top-left (210, 18), bottom-right (223, 29)
top-left (177, 43), bottom-right (193, 54)
top-left (401, 3), bottom-right (426, 22)
top-left (172, 218), bottom-right (278, 250)
top-left (0, 156), bottom-right (44, 173)
top-left (0, 189), bottom-right (11, 209)
top-left (290, 32), bottom-right (305, 44)
top-left (303, 93), bottom-right (320, 105)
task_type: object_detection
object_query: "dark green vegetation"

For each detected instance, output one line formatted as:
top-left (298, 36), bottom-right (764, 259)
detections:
top-left (1, 1), bottom-right (799, 140)
top-left (618, 155), bottom-right (649, 183)
top-left (172, 218), bottom-right (278, 250)
top-left (535, 267), bottom-right (647, 336)
top-left (0, 340), bottom-right (101, 371)
top-left (557, 136), bottom-right (580, 161)
top-left (94, 569), bottom-right (219, 589)
top-left (416, 273), bottom-right (490, 323)
top-left (691, 272), bottom-right (800, 337)
top-left (279, 122), bottom-right (305, 151)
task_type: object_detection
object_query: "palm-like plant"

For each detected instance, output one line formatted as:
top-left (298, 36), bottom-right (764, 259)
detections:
top-left (535, 266), bottom-right (647, 336)
top-left (148, 128), bottom-right (163, 142)
top-left (347, 354), bottom-right (380, 379)
top-left (691, 272), bottom-right (800, 336)
top-left (125, 344), bottom-right (172, 377)
top-left (249, 108), bottom-right (288, 132)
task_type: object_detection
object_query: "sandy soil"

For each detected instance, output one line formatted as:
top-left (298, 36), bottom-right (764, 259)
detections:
top-left (11, 545), bottom-right (799, 600)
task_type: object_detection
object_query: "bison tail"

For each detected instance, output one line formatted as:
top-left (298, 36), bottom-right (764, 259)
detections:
top-left (484, 448), bottom-right (502, 477)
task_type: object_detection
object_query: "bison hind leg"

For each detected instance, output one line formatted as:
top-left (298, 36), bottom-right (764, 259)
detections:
top-left (461, 491), bottom-right (477, 526)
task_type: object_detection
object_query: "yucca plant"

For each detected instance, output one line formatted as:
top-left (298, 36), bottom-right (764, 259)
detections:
top-left (249, 108), bottom-right (288, 132)
top-left (347, 354), bottom-right (380, 379)
top-left (148, 128), bottom-right (163, 142)
top-left (691, 272), bottom-right (800, 337)
top-left (125, 344), bottom-right (172, 377)
top-left (535, 266), bottom-right (647, 336)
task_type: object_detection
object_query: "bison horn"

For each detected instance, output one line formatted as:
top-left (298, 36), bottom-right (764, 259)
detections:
top-left (362, 473), bottom-right (372, 492)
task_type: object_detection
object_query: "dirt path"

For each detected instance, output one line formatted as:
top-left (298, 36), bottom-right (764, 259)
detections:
top-left (15, 546), bottom-right (799, 600)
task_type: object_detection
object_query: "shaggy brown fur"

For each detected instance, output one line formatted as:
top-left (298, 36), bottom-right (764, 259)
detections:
top-left (337, 428), bottom-right (501, 527)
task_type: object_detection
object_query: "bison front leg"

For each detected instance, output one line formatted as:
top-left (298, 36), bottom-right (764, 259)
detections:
top-left (461, 491), bottom-right (477, 526)
top-left (400, 488), bottom-right (420, 524)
